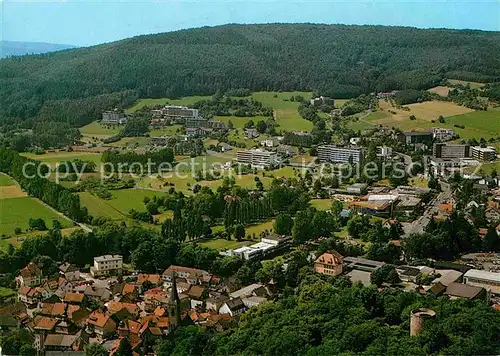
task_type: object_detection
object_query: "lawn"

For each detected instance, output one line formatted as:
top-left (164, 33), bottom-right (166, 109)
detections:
top-left (0, 287), bottom-right (16, 298)
top-left (311, 199), bottom-right (333, 211)
top-left (199, 238), bottom-right (252, 251)
top-left (126, 96), bottom-right (212, 113)
top-left (0, 174), bottom-right (14, 186)
top-left (445, 111), bottom-right (500, 140)
top-left (227, 130), bottom-right (259, 148)
top-left (79, 121), bottom-right (122, 138)
top-left (244, 220), bottom-right (275, 238)
top-left (106, 137), bottom-right (152, 147)
top-left (0, 197), bottom-right (72, 237)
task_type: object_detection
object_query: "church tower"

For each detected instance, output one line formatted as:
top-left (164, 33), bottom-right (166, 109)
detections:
top-left (168, 272), bottom-right (181, 332)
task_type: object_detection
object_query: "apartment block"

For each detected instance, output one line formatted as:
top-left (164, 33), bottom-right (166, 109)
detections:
top-left (152, 105), bottom-right (199, 120)
top-left (433, 143), bottom-right (470, 159)
top-left (317, 145), bottom-right (363, 164)
top-left (90, 255), bottom-right (123, 277)
top-left (236, 149), bottom-right (279, 168)
top-left (102, 110), bottom-right (127, 125)
top-left (471, 146), bottom-right (497, 161)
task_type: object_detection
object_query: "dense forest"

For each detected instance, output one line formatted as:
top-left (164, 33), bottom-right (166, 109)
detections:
top-left (1, 24), bottom-right (500, 131)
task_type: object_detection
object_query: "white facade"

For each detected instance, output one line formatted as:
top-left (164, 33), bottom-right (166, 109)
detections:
top-left (236, 149), bottom-right (279, 169)
top-left (90, 255), bottom-right (123, 277)
top-left (317, 145), bottom-right (363, 164)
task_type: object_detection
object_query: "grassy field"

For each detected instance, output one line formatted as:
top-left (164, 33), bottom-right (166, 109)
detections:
top-left (251, 91), bottom-right (314, 132)
top-left (79, 121), bottom-right (122, 138)
top-left (216, 115), bottom-right (268, 129)
top-left (447, 79), bottom-right (485, 89)
top-left (311, 199), bottom-right (333, 211)
top-left (0, 175), bottom-right (14, 186)
top-left (106, 137), bottom-right (152, 148)
top-left (150, 125), bottom-right (183, 137)
top-left (349, 100), bottom-right (500, 140)
top-left (244, 220), bottom-right (275, 237)
top-left (0, 197), bottom-right (72, 236)
top-left (199, 238), bottom-right (252, 251)
top-left (427, 86), bottom-right (451, 97)
top-left (126, 96), bottom-right (211, 113)
top-left (22, 151), bottom-right (103, 167)
top-left (78, 192), bottom-right (125, 220)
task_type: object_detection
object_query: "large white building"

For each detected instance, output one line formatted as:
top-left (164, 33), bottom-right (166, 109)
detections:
top-left (90, 255), bottom-right (123, 277)
top-left (464, 269), bottom-right (500, 295)
top-left (471, 146), bottom-right (497, 161)
top-left (317, 145), bottom-right (363, 164)
top-left (236, 149), bottom-right (279, 169)
top-left (152, 105), bottom-right (199, 120)
top-left (102, 110), bottom-right (127, 125)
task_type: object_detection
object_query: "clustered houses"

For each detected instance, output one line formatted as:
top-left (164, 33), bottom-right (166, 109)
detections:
top-left (315, 250), bottom-right (500, 302)
top-left (10, 256), bottom-right (273, 355)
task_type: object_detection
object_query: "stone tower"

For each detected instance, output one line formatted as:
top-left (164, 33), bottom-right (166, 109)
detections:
top-left (410, 308), bottom-right (436, 336)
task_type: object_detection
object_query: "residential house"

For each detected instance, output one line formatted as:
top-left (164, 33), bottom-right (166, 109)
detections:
top-left (314, 251), bottom-right (344, 276)
top-left (162, 265), bottom-right (210, 286)
top-left (90, 255), bottom-right (123, 277)
top-left (17, 262), bottom-right (46, 288)
top-left (63, 292), bottom-right (85, 305)
top-left (219, 298), bottom-right (245, 317)
top-left (86, 310), bottom-right (117, 338)
top-left (59, 263), bottom-right (80, 281)
top-left (187, 285), bottom-right (207, 309)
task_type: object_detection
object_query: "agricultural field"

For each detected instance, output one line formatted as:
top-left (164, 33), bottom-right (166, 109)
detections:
top-left (22, 151), bottom-right (103, 168)
top-left (106, 137), bottom-right (152, 148)
top-left (79, 121), bottom-right (121, 138)
top-left (251, 91), bottom-right (314, 132)
top-left (0, 196), bottom-right (72, 237)
top-left (78, 192), bottom-right (125, 220)
top-left (0, 174), bottom-right (14, 186)
top-left (349, 99), bottom-right (500, 140)
top-left (427, 86), bottom-right (451, 97)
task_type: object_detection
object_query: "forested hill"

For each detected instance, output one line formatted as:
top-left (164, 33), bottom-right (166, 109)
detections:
top-left (0, 41), bottom-right (76, 58)
top-left (2, 23), bottom-right (500, 128)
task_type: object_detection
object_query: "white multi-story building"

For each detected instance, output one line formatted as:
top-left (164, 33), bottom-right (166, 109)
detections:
top-left (102, 110), bottom-right (127, 125)
top-left (430, 128), bottom-right (454, 142)
top-left (236, 149), bottom-right (280, 169)
top-left (317, 145), bottom-right (363, 164)
top-left (471, 146), bottom-right (497, 161)
top-left (152, 105), bottom-right (199, 120)
top-left (90, 255), bottom-right (123, 277)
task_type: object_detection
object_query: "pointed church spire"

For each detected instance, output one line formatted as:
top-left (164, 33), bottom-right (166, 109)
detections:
top-left (168, 270), bottom-right (181, 331)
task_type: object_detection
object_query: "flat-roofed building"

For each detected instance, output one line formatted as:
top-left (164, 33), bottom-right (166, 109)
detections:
top-left (430, 128), bottom-right (454, 142)
top-left (102, 110), bottom-right (127, 125)
top-left (464, 269), bottom-right (500, 295)
top-left (343, 257), bottom-right (385, 272)
top-left (152, 105), bottom-right (199, 120)
top-left (471, 146), bottom-right (497, 161)
top-left (317, 145), bottom-right (363, 164)
top-left (433, 143), bottom-right (470, 159)
top-left (90, 255), bottom-right (123, 277)
top-left (399, 131), bottom-right (433, 145)
top-left (236, 149), bottom-right (279, 169)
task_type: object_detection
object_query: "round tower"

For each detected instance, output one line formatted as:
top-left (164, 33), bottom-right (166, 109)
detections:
top-left (410, 308), bottom-right (436, 336)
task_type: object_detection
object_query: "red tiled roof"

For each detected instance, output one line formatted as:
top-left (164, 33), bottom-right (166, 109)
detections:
top-left (34, 316), bottom-right (58, 331)
top-left (64, 292), bottom-right (84, 303)
top-left (87, 310), bottom-right (113, 328)
top-left (137, 274), bottom-right (161, 285)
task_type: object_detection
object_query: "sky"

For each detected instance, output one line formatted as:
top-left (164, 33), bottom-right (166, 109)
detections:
top-left (1, 0), bottom-right (499, 47)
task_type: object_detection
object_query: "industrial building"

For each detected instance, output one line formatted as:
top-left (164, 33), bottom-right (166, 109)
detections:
top-left (317, 145), bottom-right (363, 164)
